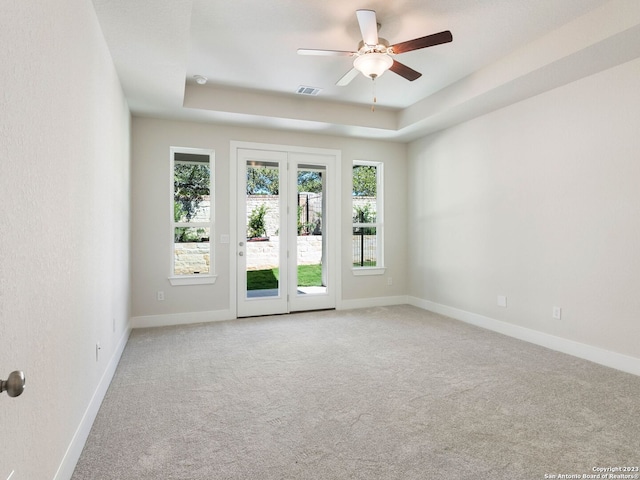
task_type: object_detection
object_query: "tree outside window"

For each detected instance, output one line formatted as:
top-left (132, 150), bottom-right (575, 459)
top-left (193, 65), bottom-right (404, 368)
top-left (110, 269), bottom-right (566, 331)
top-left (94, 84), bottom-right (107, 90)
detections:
top-left (352, 162), bottom-right (383, 269)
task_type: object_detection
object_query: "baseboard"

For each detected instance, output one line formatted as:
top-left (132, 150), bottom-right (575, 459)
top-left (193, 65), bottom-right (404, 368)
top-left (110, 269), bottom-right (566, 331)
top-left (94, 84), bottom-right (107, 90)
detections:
top-left (409, 296), bottom-right (640, 377)
top-left (132, 300), bottom-right (416, 327)
top-left (131, 309), bottom-right (235, 329)
top-left (338, 295), bottom-right (409, 311)
top-left (53, 325), bottom-right (131, 480)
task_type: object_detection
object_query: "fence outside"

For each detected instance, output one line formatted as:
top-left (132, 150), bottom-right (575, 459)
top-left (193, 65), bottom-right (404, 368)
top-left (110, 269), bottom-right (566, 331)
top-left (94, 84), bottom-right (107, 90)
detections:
top-left (244, 236), bottom-right (323, 271)
top-left (173, 234), bottom-right (377, 274)
top-left (297, 193), bottom-right (322, 235)
top-left (352, 234), bottom-right (377, 267)
top-left (245, 194), bottom-right (375, 238)
top-left (174, 195), bottom-right (378, 273)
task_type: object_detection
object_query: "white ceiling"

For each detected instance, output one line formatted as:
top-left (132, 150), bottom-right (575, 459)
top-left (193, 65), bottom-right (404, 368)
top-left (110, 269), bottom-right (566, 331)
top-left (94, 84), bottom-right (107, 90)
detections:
top-left (92, 0), bottom-right (640, 141)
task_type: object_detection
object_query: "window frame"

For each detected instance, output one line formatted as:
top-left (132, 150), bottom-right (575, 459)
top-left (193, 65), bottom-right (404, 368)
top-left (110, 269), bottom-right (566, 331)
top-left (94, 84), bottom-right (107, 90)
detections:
top-left (169, 146), bottom-right (216, 286)
top-left (352, 160), bottom-right (385, 276)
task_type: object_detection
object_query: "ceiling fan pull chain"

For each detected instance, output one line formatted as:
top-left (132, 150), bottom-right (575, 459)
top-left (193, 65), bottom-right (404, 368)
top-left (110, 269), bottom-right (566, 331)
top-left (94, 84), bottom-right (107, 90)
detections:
top-left (371, 78), bottom-right (377, 112)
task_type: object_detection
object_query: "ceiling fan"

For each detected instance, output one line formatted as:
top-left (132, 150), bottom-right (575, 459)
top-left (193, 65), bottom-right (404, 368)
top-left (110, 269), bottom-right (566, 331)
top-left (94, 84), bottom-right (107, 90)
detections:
top-left (298, 9), bottom-right (453, 86)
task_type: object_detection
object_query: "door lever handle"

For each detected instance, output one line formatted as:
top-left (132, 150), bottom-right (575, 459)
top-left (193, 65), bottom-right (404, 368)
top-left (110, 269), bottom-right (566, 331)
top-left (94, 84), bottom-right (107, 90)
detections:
top-left (1, 371), bottom-right (25, 398)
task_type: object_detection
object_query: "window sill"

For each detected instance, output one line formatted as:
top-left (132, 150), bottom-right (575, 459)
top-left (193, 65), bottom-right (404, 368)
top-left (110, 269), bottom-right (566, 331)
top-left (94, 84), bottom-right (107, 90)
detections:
top-left (169, 275), bottom-right (217, 286)
top-left (352, 267), bottom-right (386, 276)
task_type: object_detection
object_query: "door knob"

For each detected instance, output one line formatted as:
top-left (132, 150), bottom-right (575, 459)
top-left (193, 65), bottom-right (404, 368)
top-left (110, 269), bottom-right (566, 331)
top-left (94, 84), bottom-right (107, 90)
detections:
top-left (239, 251), bottom-right (244, 256)
top-left (1, 371), bottom-right (25, 398)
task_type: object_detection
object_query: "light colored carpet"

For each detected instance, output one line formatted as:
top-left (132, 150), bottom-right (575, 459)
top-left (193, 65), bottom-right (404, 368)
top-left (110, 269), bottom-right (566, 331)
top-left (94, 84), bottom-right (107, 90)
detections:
top-left (72, 305), bottom-right (640, 479)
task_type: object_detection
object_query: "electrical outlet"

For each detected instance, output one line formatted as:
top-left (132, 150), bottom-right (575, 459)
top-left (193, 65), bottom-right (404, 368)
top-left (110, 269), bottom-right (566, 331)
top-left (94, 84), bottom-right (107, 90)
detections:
top-left (497, 295), bottom-right (507, 307)
top-left (387, 277), bottom-right (393, 286)
top-left (553, 306), bottom-right (562, 320)
top-left (157, 291), bottom-right (165, 301)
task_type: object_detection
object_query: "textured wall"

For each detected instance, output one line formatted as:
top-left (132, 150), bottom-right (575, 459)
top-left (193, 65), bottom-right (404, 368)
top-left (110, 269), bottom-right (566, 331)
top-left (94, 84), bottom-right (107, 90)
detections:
top-left (407, 58), bottom-right (640, 359)
top-left (0, 0), bottom-right (131, 478)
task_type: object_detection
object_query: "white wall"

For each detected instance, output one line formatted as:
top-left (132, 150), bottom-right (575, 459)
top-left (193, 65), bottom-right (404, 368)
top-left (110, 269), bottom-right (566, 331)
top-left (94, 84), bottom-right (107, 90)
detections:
top-left (407, 58), bottom-right (640, 362)
top-left (131, 118), bottom-right (407, 322)
top-left (0, 1), bottom-right (131, 478)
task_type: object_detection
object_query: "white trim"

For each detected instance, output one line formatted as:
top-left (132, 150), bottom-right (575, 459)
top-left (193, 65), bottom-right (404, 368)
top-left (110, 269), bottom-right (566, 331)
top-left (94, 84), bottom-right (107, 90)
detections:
top-left (409, 296), bottom-right (640, 377)
top-left (352, 267), bottom-right (386, 276)
top-left (230, 141), bottom-right (341, 157)
top-left (131, 309), bottom-right (234, 329)
top-left (168, 275), bottom-right (217, 286)
top-left (229, 143), bottom-right (238, 319)
top-left (338, 295), bottom-right (408, 311)
top-left (53, 326), bottom-right (131, 480)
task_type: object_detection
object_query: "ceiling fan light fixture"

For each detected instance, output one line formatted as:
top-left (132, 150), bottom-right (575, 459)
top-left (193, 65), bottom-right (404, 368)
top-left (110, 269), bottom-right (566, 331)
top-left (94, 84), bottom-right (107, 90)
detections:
top-left (353, 53), bottom-right (393, 79)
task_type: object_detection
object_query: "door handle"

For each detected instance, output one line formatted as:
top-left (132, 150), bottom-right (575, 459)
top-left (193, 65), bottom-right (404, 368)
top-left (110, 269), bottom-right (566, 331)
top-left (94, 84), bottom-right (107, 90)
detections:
top-left (1, 371), bottom-right (25, 398)
top-left (239, 251), bottom-right (244, 256)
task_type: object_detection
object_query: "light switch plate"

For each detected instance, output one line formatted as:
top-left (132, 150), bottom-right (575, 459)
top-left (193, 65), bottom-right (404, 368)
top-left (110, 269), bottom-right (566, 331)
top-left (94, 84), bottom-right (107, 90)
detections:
top-left (497, 295), bottom-right (507, 307)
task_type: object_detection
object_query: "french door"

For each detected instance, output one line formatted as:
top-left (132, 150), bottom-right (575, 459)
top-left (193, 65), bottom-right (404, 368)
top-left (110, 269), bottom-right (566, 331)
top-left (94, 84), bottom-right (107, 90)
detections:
top-left (235, 146), bottom-right (338, 317)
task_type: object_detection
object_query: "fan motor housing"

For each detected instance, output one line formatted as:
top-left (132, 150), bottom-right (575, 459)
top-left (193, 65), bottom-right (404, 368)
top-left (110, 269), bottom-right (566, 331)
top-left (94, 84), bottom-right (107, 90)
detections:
top-left (358, 38), bottom-right (390, 55)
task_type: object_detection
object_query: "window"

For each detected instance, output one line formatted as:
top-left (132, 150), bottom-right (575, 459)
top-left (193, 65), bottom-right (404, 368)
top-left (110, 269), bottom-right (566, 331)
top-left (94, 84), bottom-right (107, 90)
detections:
top-left (352, 160), bottom-right (384, 275)
top-left (170, 147), bottom-right (215, 285)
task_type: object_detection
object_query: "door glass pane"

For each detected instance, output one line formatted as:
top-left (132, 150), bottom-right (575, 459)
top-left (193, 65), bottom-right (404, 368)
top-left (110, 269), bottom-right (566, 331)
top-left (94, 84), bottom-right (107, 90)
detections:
top-left (246, 161), bottom-right (280, 298)
top-left (297, 166), bottom-right (327, 295)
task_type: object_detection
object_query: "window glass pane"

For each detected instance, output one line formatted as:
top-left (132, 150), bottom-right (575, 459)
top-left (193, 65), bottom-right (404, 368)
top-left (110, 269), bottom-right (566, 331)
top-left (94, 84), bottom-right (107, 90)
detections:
top-left (352, 226), bottom-right (377, 267)
top-left (353, 201), bottom-right (377, 224)
top-left (352, 164), bottom-right (377, 223)
top-left (174, 227), bottom-right (210, 275)
top-left (174, 161), bottom-right (211, 223)
top-left (352, 165), bottom-right (377, 197)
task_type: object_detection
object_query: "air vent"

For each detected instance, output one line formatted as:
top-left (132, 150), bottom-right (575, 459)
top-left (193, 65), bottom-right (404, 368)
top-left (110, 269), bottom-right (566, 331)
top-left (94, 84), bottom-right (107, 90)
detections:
top-left (296, 86), bottom-right (322, 96)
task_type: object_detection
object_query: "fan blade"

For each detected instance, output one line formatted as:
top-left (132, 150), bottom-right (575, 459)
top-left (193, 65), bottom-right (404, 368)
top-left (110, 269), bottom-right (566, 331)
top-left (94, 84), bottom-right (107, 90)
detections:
top-left (389, 60), bottom-right (422, 81)
top-left (356, 9), bottom-right (379, 46)
top-left (390, 30), bottom-right (453, 54)
top-left (336, 68), bottom-right (359, 86)
top-left (297, 48), bottom-right (355, 56)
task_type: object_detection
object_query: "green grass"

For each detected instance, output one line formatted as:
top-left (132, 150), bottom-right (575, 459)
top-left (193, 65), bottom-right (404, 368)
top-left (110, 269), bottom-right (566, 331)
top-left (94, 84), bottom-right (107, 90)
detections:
top-left (246, 268), bottom-right (279, 290)
top-left (296, 264), bottom-right (322, 287)
top-left (247, 264), bottom-right (322, 290)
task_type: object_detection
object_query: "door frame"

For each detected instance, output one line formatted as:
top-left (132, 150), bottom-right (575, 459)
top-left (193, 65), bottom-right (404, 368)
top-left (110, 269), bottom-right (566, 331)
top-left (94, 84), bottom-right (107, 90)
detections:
top-left (230, 141), bottom-right (342, 318)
